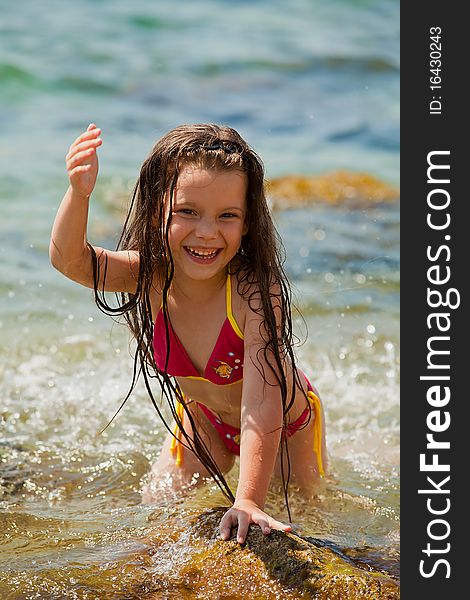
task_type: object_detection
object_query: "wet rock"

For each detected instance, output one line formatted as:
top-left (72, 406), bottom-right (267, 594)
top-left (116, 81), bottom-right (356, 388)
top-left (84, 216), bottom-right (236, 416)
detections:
top-left (144, 507), bottom-right (399, 599)
top-left (266, 171), bottom-right (399, 209)
top-left (0, 442), bottom-right (31, 497)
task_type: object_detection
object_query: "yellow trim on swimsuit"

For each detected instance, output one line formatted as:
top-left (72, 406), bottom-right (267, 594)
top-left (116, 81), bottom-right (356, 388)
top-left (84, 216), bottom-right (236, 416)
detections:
top-left (182, 375), bottom-right (243, 386)
top-left (170, 398), bottom-right (185, 466)
top-left (226, 272), bottom-right (244, 340)
top-left (307, 390), bottom-right (325, 477)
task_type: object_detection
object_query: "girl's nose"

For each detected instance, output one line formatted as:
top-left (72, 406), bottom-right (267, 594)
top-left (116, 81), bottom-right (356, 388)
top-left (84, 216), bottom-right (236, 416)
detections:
top-left (195, 217), bottom-right (218, 240)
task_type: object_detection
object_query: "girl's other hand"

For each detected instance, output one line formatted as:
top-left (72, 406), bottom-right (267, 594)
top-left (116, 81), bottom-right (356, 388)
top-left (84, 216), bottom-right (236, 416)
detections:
top-left (66, 123), bottom-right (102, 199)
top-left (219, 499), bottom-right (292, 544)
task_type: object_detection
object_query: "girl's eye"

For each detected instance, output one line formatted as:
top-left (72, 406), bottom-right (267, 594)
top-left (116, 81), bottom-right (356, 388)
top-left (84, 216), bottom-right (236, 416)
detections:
top-left (176, 209), bottom-right (196, 216)
top-left (221, 213), bottom-right (237, 219)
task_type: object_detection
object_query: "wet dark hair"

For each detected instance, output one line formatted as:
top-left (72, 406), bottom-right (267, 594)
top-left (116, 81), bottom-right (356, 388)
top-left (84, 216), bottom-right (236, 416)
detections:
top-left (89, 124), bottom-right (310, 519)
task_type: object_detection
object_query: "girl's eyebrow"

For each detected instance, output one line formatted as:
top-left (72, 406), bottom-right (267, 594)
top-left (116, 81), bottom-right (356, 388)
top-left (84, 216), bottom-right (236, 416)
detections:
top-left (172, 199), bottom-right (196, 207)
top-left (174, 200), bottom-right (244, 213)
top-left (222, 206), bottom-right (244, 213)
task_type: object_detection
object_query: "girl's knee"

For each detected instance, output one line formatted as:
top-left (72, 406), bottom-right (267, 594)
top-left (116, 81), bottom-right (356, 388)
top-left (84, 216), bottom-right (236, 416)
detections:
top-left (144, 427), bottom-right (236, 497)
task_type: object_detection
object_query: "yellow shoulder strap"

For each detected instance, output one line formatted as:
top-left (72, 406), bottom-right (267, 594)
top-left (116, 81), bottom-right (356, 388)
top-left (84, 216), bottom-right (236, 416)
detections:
top-left (226, 272), bottom-right (244, 339)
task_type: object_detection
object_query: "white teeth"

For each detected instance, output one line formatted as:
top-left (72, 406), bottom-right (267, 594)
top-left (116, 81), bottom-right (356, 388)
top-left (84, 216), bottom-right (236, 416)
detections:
top-left (186, 247), bottom-right (219, 259)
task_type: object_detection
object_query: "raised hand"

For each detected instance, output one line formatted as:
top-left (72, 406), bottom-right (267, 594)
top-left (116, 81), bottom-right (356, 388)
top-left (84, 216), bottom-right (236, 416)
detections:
top-left (65, 123), bottom-right (102, 199)
top-left (219, 499), bottom-right (292, 544)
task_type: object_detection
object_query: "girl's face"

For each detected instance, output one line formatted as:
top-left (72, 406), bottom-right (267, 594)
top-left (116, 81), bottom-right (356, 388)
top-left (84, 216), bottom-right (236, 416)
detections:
top-left (167, 166), bottom-right (248, 281)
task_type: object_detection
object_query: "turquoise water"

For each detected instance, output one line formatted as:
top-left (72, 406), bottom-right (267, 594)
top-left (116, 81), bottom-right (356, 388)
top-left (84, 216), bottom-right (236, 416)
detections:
top-left (1, 1), bottom-right (399, 596)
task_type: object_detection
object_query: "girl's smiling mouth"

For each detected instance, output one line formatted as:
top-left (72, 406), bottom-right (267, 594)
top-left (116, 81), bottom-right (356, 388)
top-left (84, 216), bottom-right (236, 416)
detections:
top-left (184, 246), bottom-right (222, 261)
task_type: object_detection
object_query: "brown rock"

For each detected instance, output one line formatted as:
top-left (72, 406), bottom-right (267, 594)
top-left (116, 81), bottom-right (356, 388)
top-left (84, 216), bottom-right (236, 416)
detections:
top-left (266, 171), bottom-right (399, 208)
top-left (143, 507), bottom-right (400, 599)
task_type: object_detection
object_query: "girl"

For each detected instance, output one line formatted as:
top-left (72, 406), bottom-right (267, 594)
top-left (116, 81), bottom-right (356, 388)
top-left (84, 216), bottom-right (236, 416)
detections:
top-left (50, 123), bottom-right (327, 544)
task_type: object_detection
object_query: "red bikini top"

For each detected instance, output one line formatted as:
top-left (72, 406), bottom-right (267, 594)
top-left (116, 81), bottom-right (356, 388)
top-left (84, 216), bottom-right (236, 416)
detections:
top-left (153, 273), bottom-right (244, 385)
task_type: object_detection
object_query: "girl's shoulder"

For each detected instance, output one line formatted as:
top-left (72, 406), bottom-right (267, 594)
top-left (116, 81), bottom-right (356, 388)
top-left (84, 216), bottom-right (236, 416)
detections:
top-left (230, 257), bottom-right (283, 321)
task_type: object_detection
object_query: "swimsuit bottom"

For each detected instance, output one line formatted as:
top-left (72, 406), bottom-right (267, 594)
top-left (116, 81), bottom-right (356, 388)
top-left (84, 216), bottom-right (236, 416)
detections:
top-left (170, 374), bottom-right (325, 477)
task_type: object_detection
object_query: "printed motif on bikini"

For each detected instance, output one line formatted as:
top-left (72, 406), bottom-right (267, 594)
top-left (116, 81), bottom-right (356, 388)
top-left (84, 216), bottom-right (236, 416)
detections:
top-left (212, 355), bottom-right (243, 379)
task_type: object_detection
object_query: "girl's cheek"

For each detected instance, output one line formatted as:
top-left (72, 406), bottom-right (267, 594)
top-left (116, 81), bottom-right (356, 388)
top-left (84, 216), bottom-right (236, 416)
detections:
top-left (167, 223), bottom-right (188, 247)
top-left (168, 222), bottom-right (182, 235)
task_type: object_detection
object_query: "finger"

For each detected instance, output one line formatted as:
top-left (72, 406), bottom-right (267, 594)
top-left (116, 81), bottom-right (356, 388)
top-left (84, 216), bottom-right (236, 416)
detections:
top-left (252, 516), bottom-right (271, 535)
top-left (87, 123), bottom-right (97, 131)
top-left (236, 513), bottom-right (250, 544)
top-left (66, 148), bottom-right (97, 171)
top-left (75, 126), bottom-right (101, 144)
top-left (66, 147), bottom-right (97, 170)
top-left (69, 164), bottom-right (93, 178)
top-left (219, 526), bottom-right (232, 541)
top-left (219, 512), bottom-right (237, 541)
top-left (270, 518), bottom-right (292, 533)
top-left (69, 127), bottom-right (101, 151)
top-left (66, 138), bottom-right (102, 161)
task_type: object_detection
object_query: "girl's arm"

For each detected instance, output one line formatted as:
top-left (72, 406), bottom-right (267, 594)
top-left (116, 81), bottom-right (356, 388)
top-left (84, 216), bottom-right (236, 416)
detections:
top-left (219, 293), bottom-right (292, 543)
top-left (50, 124), bottom-right (139, 292)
